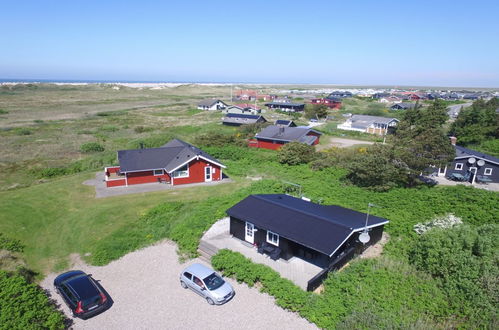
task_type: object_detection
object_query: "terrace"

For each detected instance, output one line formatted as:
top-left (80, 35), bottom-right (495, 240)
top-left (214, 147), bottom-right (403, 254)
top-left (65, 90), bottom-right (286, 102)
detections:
top-left (200, 217), bottom-right (323, 290)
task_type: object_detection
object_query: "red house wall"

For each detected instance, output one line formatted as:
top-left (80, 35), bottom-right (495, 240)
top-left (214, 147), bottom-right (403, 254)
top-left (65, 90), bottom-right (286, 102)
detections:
top-left (311, 98), bottom-right (342, 109)
top-left (249, 139), bottom-right (285, 150)
top-left (307, 131), bottom-right (321, 145)
top-left (106, 179), bottom-right (126, 187)
top-left (127, 171), bottom-right (171, 185)
top-left (172, 159), bottom-right (222, 185)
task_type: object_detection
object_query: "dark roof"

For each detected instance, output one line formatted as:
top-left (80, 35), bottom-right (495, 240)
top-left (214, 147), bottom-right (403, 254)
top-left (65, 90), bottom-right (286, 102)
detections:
top-left (454, 145), bottom-right (499, 165)
top-left (274, 119), bottom-right (296, 127)
top-left (264, 101), bottom-right (305, 107)
top-left (117, 139), bottom-right (225, 173)
top-left (223, 113), bottom-right (267, 125)
top-left (255, 125), bottom-right (321, 144)
top-left (226, 194), bottom-right (389, 256)
top-left (391, 102), bottom-right (416, 109)
top-left (226, 113), bottom-right (261, 120)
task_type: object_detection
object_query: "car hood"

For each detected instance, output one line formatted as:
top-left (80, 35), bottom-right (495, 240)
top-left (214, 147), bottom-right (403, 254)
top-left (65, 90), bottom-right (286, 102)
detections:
top-left (210, 282), bottom-right (233, 299)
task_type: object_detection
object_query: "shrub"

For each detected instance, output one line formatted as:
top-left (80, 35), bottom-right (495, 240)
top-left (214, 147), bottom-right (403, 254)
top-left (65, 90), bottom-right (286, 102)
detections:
top-left (16, 128), bottom-right (32, 135)
top-left (409, 224), bottom-right (499, 327)
top-left (0, 233), bottom-right (24, 253)
top-left (134, 126), bottom-right (154, 133)
top-left (0, 109), bottom-right (8, 114)
top-left (80, 142), bottom-right (105, 153)
top-left (0, 271), bottom-right (66, 329)
top-left (277, 142), bottom-right (317, 165)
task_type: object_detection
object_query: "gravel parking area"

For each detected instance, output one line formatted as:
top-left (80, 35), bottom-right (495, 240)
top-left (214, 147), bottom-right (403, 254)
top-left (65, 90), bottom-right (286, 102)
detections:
top-left (41, 241), bottom-right (316, 330)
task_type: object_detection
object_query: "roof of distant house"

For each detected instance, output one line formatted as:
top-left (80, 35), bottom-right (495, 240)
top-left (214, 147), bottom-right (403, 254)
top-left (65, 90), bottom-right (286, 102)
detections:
top-left (255, 125), bottom-right (321, 144)
top-left (226, 194), bottom-right (389, 256)
top-left (117, 139), bottom-right (225, 173)
top-left (235, 103), bottom-right (261, 110)
top-left (274, 119), bottom-right (296, 127)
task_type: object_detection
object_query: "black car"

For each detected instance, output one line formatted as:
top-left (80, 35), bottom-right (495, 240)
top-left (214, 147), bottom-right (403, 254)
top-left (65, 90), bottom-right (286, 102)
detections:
top-left (54, 270), bottom-right (111, 319)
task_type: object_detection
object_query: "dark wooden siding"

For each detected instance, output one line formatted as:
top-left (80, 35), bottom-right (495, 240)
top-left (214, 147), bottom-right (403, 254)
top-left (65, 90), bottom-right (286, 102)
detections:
top-left (229, 217), bottom-right (245, 241)
top-left (446, 159), bottom-right (499, 183)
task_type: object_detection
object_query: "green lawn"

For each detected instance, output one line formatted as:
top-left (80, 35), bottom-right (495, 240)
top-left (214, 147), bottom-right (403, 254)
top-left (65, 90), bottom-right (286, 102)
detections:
top-left (0, 171), bottom-right (245, 274)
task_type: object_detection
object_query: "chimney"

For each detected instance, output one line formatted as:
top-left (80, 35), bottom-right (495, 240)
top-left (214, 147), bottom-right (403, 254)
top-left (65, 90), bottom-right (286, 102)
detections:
top-left (450, 136), bottom-right (457, 146)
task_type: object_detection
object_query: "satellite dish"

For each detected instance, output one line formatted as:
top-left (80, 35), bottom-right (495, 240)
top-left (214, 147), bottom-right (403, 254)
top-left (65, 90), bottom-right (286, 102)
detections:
top-left (477, 159), bottom-right (485, 167)
top-left (359, 232), bottom-right (370, 244)
top-left (468, 157), bottom-right (476, 164)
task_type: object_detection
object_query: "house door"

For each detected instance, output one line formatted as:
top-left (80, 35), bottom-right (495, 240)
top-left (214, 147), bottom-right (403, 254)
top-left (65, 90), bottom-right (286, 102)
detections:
top-left (205, 166), bottom-right (212, 182)
top-left (245, 222), bottom-right (254, 244)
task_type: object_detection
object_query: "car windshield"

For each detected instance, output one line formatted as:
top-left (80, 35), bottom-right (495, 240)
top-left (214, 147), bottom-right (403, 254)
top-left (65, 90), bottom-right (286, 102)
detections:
top-left (203, 273), bottom-right (225, 291)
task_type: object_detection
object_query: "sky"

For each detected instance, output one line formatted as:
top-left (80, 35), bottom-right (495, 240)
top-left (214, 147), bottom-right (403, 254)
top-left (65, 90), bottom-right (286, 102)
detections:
top-left (1, 0), bottom-right (498, 87)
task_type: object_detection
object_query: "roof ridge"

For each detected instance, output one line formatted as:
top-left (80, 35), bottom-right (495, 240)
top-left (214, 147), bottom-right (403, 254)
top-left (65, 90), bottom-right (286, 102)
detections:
top-left (252, 194), bottom-right (353, 230)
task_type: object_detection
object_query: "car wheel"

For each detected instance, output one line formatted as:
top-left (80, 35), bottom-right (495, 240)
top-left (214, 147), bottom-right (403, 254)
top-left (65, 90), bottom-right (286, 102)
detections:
top-left (206, 297), bottom-right (215, 305)
top-left (180, 281), bottom-right (188, 289)
top-left (54, 286), bottom-right (60, 294)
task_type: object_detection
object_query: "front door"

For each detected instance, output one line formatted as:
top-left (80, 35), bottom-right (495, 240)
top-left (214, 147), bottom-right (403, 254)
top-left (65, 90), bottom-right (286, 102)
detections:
top-left (245, 222), bottom-right (254, 244)
top-left (205, 166), bottom-right (212, 182)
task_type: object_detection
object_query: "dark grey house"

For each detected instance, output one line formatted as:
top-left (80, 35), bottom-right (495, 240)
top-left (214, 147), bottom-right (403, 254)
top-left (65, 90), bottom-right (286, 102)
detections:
top-left (328, 91), bottom-right (353, 98)
top-left (227, 194), bottom-right (389, 290)
top-left (390, 102), bottom-right (417, 110)
top-left (439, 144), bottom-right (499, 184)
top-left (222, 113), bottom-right (267, 126)
top-left (264, 100), bottom-right (305, 112)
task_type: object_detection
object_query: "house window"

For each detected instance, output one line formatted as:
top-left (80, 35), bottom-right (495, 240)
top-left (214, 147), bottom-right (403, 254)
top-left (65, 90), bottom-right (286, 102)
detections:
top-left (153, 169), bottom-right (163, 176)
top-left (455, 163), bottom-right (463, 171)
top-left (484, 168), bottom-right (493, 176)
top-left (172, 164), bottom-right (189, 178)
top-left (267, 231), bottom-right (279, 246)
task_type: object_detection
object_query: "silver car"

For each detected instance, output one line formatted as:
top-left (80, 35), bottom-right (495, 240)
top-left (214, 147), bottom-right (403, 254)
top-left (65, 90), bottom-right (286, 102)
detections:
top-left (179, 263), bottom-right (235, 305)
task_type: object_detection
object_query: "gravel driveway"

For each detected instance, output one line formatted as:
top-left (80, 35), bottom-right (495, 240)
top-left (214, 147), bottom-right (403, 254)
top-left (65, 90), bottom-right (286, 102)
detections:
top-left (41, 241), bottom-right (316, 330)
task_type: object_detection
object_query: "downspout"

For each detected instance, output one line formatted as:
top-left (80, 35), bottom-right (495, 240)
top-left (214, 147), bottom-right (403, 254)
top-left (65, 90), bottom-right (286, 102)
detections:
top-left (125, 172), bottom-right (128, 186)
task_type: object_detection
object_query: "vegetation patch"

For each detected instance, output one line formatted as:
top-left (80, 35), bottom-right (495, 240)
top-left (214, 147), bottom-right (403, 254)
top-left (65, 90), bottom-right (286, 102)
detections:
top-left (80, 142), bottom-right (105, 153)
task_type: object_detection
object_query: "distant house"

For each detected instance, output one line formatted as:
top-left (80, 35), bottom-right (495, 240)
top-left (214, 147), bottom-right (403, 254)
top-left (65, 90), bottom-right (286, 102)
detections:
top-left (372, 92), bottom-right (391, 99)
top-left (437, 142), bottom-right (499, 184)
top-left (274, 119), bottom-right (297, 127)
top-left (197, 99), bottom-right (228, 111)
top-left (222, 113), bottom-right (267, 126)
top-left (310, 96), bottom-right (342, 109)
top-left (234, 90), bottom-right (274, 101)
top-left (224, 104), bottom-right (262, 115)
top-left (104, 139), bottom-right (226, 187)
top-left (264, 99), bottom-right (305, 112)
top-left (227, 194), bottom-right (389, 291)
top-left (390, 102), bottom-right (417, 110)
top-left (337, 115), bottom-right (399, 135)
top-left (328, 91), bottom-right (353, 99)
top-left (378, 96), bottom-right (401, 104)
top-left (249, 125), bottom-right (321, 150)
top-left (463, 93), bottom-right (480, 100)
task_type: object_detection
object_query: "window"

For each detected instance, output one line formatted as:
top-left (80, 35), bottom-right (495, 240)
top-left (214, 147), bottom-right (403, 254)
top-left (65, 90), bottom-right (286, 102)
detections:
top-left (172, 164), bottom-right (189, 178)
top-left (153, 169), bottom-right (163, 176)
top-left (267, 230), bottom-right (279, 246)
top-left (455, 163), bottom-right (463, 171)
top-left (484, 168), bottom-right (493, 176)
top-left (183, 272), bottom-right (192, 280)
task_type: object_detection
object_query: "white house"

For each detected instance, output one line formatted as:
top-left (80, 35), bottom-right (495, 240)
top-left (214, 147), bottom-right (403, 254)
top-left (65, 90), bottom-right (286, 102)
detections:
top-left (337, 115), bottom-right (399, 135)
top-left (197, 99), bottom-right (228, 111)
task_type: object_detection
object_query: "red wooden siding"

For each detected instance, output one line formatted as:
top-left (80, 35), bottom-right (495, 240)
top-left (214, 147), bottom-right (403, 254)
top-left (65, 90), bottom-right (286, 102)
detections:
top-left (127, 171), bottom-right (171, 185)
top-left (248, 139), bottom-right (286, 150)
top-left (172, 159), bottom-right (222, 185)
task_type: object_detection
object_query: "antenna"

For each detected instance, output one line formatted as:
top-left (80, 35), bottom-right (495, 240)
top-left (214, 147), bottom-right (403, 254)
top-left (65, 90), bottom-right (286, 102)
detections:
top-left (359, 203), bottom-right (379, 244)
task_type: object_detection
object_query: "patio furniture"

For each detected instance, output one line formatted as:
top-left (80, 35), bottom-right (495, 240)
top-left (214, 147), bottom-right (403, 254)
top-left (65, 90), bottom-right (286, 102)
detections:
top-left (449, 173), bottom-right (465, 181)
top-left (258, 242), bottom-right (281, 260)
top-left (476, 175), bottom-right (492, 184)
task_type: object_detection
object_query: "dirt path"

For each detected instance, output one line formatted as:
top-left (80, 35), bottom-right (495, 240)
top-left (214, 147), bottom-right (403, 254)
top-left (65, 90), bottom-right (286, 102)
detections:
top-left (317, 137), bottom-right (375, 150)
top-left (41, 240), bottom-right (316, 330)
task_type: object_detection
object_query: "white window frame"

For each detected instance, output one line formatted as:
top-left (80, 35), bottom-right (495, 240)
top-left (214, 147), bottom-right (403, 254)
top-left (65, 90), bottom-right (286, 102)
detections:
top-left (153, 169), bottom-right (163, 176)
top-left (266, 230), bottom-right (279, 246)
top-left (484, 168), bottom-right (493, 176)
top-left (455, 163), bottom-right (463, 171)
top-left (172, 164), bottom-right (189, 178)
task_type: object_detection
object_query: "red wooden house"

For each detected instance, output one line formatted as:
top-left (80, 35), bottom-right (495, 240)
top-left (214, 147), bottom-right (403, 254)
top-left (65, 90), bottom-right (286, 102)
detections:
top-left (310, 97), bottom-right (342, 109)
top-left (248, 125), bottom-right (322, 150)
top-left (105, 139), bottom-right (226, 188)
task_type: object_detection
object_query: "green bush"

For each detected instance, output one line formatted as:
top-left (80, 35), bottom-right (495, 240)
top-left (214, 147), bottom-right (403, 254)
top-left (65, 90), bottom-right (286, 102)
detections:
top-left (134, 126), bottom-right (154, 133)
top-left (0, 109), bottom-right (8, 114)
top-left (0, 233), bottom-right (24, 253)
top-left (0, 271), bottom-right (66, 329)
top-left (80, 142), bottom-right (105, 153)
top-left (277, 142), bottom-right (317, 165)
top-left (211, 250), bottom-right (449, 329)
top-left (16, 128), bottom-right (32, 136)
top-left (409, 224), bottom-right (499, 327)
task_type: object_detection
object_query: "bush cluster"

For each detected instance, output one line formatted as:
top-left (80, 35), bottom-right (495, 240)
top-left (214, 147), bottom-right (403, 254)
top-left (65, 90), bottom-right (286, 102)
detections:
top-left (0, 271), bottom-right (66, 329)
top-left (80, 142), bottom-right (105, 153)
top-left (0, 233), bottom-right (25, 253)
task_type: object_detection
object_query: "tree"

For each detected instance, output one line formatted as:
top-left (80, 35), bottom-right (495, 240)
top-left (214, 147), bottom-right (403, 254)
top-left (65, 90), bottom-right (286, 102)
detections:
top-left (449, 98), bottom-right (499, 145)
top-left (345, 144), bottom-right (409, 191)
top-left (304, 104), bottom-right (328, 120)
top-left (277, 142), bottom-right (317, 165)
top-left (394, 100), bottom-right (454, 173)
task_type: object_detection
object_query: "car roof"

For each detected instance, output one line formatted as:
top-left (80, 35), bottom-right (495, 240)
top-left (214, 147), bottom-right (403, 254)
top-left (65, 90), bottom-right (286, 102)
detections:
top-left (65, 274), bottom-right (100, 299)
top-left (183, 263), bottom-right (215, 279)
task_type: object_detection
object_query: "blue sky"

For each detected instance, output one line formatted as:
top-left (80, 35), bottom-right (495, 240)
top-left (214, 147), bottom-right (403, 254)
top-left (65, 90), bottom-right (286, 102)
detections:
top-left (1, 0), bottom-right (498, 87)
